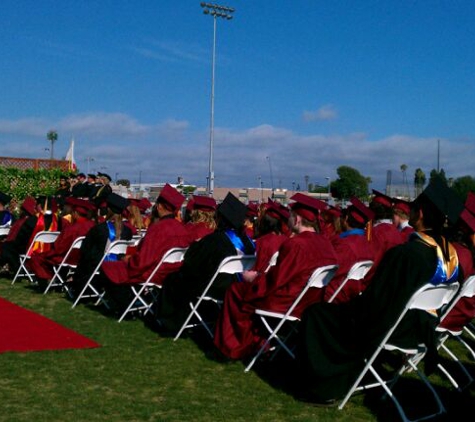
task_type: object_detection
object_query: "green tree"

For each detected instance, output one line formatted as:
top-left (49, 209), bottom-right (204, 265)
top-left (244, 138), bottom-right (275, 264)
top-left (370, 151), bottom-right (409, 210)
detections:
top-left (452, 176), bottom-right (475, 200)
top-left (331, 166), bottom-right (371, 201)
top-left (116, 179), bottom-right (130, 188)
top-left (414, 168), bottom-right (426, 196)
top-left (429, 168), bottom-right (447, 184)
top-left (46, 130), bottom-right (58, 160)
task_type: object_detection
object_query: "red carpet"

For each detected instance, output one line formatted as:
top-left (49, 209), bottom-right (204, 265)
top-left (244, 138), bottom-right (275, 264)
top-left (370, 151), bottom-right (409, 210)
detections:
top-left (0, 297), bottom-right (100, 353)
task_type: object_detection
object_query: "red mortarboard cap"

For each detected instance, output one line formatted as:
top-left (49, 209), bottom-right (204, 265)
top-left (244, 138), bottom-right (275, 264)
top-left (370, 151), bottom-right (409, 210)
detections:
top-left (371, 189), bottom-right (393, 209)
top-left (0, 191), bottom-right (12, 205)
top-left (106, 193), bottom-right (129, 214)
top-left (246, 202), bottom-right (259, 218)
top-left (217, 192), bottom-right (247, 229)
top-left (393, 199), bottom-right (411, 216)
top-left (21, 196), bottom-right (36, 216)
top-left (289, 193), bottom-right (327, 222)
top-left (66, 197), bottom-right (96, 215)
top-left (349, 197), bottom-right (375, 224)
top-left (419, 178), bottom-right (464, 224)
top-left (460, 208), bottom-right (475, 232)
top-left (192, 195), bottom-right (217, 212)
top-left (325, 205), bottom-right (342, 218)
top-left (129, 198), bottom-right (150, 212)
top-left (138, 198), bottom-right (152, 212)
top-left (157, 184), bottom-right (185, 211)
top-left (465, 192), bottom-right (475, 215)
top-left (266, 201), bottom-right (290, 222)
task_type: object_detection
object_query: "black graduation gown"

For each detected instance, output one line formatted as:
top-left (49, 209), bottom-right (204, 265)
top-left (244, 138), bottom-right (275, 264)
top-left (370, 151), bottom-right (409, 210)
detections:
top-left (297, 235), bottom-right (446, 401)
top-left (72, 222), bottom-right (132, 289)
top-left (156, 229), bottom-right (255, 332)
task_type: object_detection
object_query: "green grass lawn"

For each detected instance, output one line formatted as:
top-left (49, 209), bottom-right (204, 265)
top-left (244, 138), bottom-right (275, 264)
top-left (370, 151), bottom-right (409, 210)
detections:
top-left (0, 279), bottom-right (473, 422)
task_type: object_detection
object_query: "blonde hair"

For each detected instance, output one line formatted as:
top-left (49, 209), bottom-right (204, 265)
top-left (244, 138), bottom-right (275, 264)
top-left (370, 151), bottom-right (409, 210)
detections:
top-left (128, 204), bottom-right (144, 230)
top-left (190, 209), bottom-right (217, 230)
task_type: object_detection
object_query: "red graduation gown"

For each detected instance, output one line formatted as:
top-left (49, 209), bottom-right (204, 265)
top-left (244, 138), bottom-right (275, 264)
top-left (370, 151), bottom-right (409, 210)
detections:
top-left (252, 232), bottom-right (287, 274)
top-left (323, 231), bottom-right (374, 304)
top-left (370, 221), bottom-right (404, 264)
top-left (101, 216), bottom-right (191, 286)
top-left (185, 221), bottom-right (214, 243)
top-left (214, 231), bottom-right (337, 359)
top-left (26, 218), bottom-right (95, 280)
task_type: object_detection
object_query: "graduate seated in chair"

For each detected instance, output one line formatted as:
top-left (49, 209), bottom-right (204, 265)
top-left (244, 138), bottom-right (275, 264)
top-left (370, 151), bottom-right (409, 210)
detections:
top-left (26, 198), bottom-right (96, 286)
top-left (295, 178), bottom-right (464, 405)
top-left (154, 192), bottom-right (255, 334)
top-left (213, 193), bottom-right (338, 361)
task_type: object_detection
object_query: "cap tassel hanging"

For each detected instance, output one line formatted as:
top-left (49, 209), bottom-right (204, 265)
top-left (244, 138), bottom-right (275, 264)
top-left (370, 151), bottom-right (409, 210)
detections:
top-left (366, 220), bottom-right (373, 241)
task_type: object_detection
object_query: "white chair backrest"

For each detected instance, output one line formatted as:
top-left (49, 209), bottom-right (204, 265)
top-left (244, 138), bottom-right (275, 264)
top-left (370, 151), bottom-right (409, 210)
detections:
top-left (327, 260), bottom-right (374, 303)
top-left (32, 231), bottom-right (61, 244)
top-left (26, 231), bottom-right (60, 254)
top-left (439, 275), bottom-right (475, 323)
top-left (346, 260), bottom-right (373, 281)
top-left (458, 275), bottom-right (475, 299)
top-left (264, 251), bottom-right (279, 273)
top-left (218, 255), bottom-right (256, 275)
top-left (308, 264), bottom-right (339, 288)
top-left (0, 227), bottom-right (10, 236)
top-left (162, 247), bottom-right (188, 264)
top-left (408, 282), bottom-right (460, 311)
top-left (283, 264), bottom-right (338, 319)
top-left (107, 239), bottom-right (133, 255)
top-left (71, 236), bottom-right (85, 250)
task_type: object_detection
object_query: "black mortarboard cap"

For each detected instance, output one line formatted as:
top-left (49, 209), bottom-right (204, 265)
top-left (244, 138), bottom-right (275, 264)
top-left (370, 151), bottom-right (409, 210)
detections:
top-left (98, 172), bottom-right (112, 181)
top-left (218, 192), bottom-right (247, 229)
top-left (419, 178), bottom-right (464, 224)
top-left (106, 193), bottom-right (129, 214)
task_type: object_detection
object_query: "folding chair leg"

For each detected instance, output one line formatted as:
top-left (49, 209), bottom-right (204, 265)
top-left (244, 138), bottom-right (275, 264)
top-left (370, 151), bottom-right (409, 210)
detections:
top-left (438, 341), bottom-right (474, 391)
top-left (174, 302), bottom-right (214, 341)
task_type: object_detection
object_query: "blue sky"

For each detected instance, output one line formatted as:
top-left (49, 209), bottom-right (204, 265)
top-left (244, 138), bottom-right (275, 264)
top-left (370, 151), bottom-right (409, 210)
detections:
top-left (1, 1), bottom-right (474, 190)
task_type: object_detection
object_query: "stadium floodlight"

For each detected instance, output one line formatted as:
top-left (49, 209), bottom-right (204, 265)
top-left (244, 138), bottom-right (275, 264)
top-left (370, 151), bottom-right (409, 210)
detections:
top-left (200, 3), bottom-right (235, 196)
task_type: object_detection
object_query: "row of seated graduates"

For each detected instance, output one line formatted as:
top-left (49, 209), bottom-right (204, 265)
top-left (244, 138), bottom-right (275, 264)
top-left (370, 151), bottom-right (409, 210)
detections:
top-left (3, 183), bottom-right (475, 405)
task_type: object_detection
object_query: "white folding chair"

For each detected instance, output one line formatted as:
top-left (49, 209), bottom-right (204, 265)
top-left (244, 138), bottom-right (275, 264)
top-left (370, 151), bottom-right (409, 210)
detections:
top-left (174, 255), bottom-right (256, 341)
top-left (327, 260), bottom-right (374, 303)
top-left (43, 236), bottom-right (85, 294)
top-left (117, 247), bottom-right (188, 322)
top-left (435, 275), bottom-right (475, 391)
top-left (71, 239), bottom-right (134, 309)
top-left (11, 231), bottom-right (61, 285)
top-left (244, 264), bottom-right (338, 373)
top-left (338, 282), bottom-right (460, 422)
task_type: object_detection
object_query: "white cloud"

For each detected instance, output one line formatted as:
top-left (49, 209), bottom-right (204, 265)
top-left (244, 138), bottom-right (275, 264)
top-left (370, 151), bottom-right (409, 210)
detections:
top-left (303, 104), bottom-right (338, 122)
top-left (0, 113), bottom-right (472, 190)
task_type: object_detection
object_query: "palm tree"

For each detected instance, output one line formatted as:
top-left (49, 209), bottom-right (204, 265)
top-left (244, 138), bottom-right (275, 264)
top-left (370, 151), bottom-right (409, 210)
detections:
top-left (414, 168), bottom-right (426, 197)
top-left (400, 164), bottom-right (408, 198)
top-left (47, 130), bottom-right (58, 160)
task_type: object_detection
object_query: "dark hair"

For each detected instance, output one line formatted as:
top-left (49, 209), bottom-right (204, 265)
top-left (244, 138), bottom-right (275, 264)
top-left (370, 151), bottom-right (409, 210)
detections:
top-left (369, 202), bottom-right (393, 220)
top-left (255, 213), bottom-right (281, 238)
top-left (411, 194), bottom-right (446, 235)
top-left (344, 208), bottom-right (366, 230)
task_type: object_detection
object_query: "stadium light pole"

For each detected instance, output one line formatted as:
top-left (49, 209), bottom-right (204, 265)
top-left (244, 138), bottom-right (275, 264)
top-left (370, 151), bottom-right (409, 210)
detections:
top-left (201, 2), bottom-right (235, 196)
